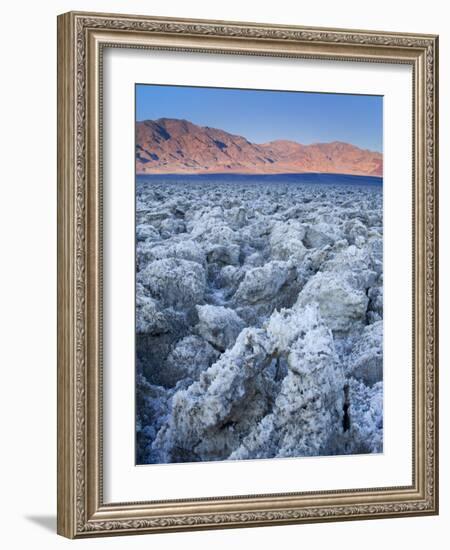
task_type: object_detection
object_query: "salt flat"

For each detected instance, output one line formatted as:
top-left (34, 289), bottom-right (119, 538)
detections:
top-left (135, 175), bottom-right (383, 464)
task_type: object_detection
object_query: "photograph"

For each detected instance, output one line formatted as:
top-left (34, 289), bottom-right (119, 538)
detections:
top-left (54, 9), bottom-right (438, 538)
top-left (135, 84), bottom-right (384, 465)
top-left (0, 0), bottom-right (443, 543)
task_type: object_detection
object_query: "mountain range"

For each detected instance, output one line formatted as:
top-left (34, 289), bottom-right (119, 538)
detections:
top-left (136, 118), bottom-right (382, 177)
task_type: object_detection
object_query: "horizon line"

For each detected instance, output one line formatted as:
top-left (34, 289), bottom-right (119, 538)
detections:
top-left (136, 171), bottom-right (383, 179)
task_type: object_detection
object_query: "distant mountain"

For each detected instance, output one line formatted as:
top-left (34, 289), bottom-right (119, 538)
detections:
top-left (136, 118), bottom-right (382, 177)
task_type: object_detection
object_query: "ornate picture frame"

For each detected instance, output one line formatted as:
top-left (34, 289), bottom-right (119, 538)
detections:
top-left (57, 11), bottom-right (438, 538)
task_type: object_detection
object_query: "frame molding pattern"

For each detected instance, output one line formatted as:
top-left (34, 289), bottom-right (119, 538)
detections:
top-left (57, 11), bottom-right (438, 538)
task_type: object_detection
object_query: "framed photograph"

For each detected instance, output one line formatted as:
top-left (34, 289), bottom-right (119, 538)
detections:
top-left (57, 11), bottom-right (439, 538)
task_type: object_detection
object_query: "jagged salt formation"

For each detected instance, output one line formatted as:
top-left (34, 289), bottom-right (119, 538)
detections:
top-left (136, 177), bottom-right (383, 464)
top-left (230, 304), bottom-right (345, 459)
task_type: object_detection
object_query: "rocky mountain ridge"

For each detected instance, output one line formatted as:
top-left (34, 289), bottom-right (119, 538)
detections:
top-left (136, 118), bottom-right (383, 177)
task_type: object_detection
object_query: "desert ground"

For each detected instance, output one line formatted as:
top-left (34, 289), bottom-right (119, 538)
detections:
top-left (135, 175), bottom-right (383, 464)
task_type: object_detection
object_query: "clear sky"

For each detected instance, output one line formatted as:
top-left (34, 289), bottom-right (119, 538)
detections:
top-left (136, 84), bottom-right (383, 152)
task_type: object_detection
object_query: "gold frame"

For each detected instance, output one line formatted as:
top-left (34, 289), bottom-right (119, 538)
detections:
top-left (57, 11), bottom-right (439, 538)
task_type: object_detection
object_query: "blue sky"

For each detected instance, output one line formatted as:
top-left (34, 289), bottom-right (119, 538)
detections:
top-left (136, 84), bottom-right (383, 152)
